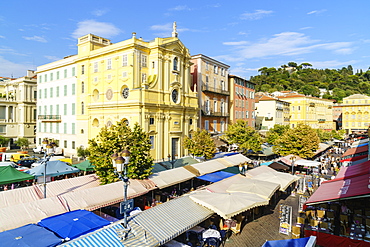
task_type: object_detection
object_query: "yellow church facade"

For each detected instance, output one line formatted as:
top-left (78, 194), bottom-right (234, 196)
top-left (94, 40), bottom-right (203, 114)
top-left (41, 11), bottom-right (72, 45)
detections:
top-left (37, 26), bottom-right (198, 160)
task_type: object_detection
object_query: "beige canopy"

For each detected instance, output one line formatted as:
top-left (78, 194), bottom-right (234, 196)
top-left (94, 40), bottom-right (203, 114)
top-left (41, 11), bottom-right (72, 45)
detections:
top-left (189, 190), bottom-right (268, 219)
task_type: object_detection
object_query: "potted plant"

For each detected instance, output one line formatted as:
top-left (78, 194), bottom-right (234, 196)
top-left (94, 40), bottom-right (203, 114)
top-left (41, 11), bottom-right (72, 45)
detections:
top-left (0, 136), bottom-right (9, 152)
top-left (15, 138), bottom-right (30, 153)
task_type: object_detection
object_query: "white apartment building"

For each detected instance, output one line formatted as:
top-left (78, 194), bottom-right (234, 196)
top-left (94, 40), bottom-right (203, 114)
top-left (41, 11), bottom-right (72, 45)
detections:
top-left (0, 71), bottom-right (37, 146)
top-left (36, 56), bottom-right (77, 156)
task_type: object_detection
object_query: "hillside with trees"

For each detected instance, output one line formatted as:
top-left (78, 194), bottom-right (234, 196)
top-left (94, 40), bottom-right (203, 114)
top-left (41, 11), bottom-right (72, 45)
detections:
top-left (250, 62), bottom-right (370, 102)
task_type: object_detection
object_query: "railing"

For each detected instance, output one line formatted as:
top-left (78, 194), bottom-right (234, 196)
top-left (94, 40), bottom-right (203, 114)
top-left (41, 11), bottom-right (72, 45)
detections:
top-left (202, 109), bottom-right (230, 117)
top-left (38, 115), bottom-right (62, 121)
top-left (201, 84), bottom-right (230, 95)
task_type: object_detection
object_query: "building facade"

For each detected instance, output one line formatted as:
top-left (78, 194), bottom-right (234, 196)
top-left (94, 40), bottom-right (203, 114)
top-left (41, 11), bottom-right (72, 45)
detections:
top-left (0, 71), bottom-right (37, 146)
top-left (276, 93), bottom-right (334, 130)
top-left (255, 93), bottom-right (290, 130)
top-left (37, 25), bottom-right (198, 160)
top-left (191, 54), bottom-right (230, 134)
top-left (229, 75), bottom-right (255, 127)
top-left (341, 94), bottom-right (370, 134)
top-left (333, 103), bottom-right (342, 130)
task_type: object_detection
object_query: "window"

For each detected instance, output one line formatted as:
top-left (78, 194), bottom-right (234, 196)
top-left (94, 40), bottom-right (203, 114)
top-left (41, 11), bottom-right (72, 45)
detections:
top-left (49, 122), bottom-right (53, 133)
top-left (107, 58), bottom-right (112, 70)
top-left (56, 123), bottom-right (59, 133)
top-left (50, 105), bottom-right (53, 115)
top-left (72, 141), bottom-right (75, 149)
top-left (44, 74), bottom-right (47, 82)
top-left (246, 111), bottom-right (249, 118)
top-left (173, 57), bottom-right (178, 71)
top-left (39, 76), bottom-right (42, 83)
top-left (43, 123), bottom-right (46, 132)
top-left (142, 73), bottom-right (147, 82)
top-left (149, 117), bottom-right (154, 125)
top-left (149, 136), bottom-right (154, 149)
top-left (56, 86), bottom-right (59, 97)
top-left (72, 83), bottom-right (75, 95)
top-left (298, 106), bottom-right (301, 111)
top-left (64, 85), bottom-right (67, 96)
top-left (205, 120), bottom-right (209, 131)
top-left (206, 62), bottom-right (209, 71)
top-left (33, 109), bottom-right (37, 120)
top-left (141, 54), bottom-right (147, 67)
top-left (56, 104), bottom-right (59, 115)
top-left (221, 80), bottom-right (225, 90)
top-left (94, 62), bottom-right (98, 73)
top-left (221, 121), bottom-right (225, 132)
top-left (81, 65), bottom-right (85, 75)
top-left (64, 123), bottom-right (67, 134)
top-left (214, 65), bottom-right (218, 74)
top-left (50, 87), bottom-right (53, 98)
top-left (72, 103), bottom-right (75, 115)
top-left (221, 68), bottom-right (225, 76)
top-left (189, 119), bottom-right (193, 125)
top-left (152, 61), bottom-right (155, 69)
top-left (64, 140), bottom-right (67, 148)
top-left (72, 67), bottom-right (76, 76)
top-left (72, 123), bottom-right (75, 134)
top-left (64, 69), bottom-right (67, 78)
top-left (39, 89), bottom-right (41, 99)
top-left (50, 73), bottom-right (53, 81)
top-left (213, 120), bottom-right (217, 132)
top-left (122, 54), bottom-right (128, 66)
top-left (43, 88), bottom-right (47, 98)
top-left (81, 82), bottom-right (84, 93)
top-left (205, 100), bottom-right (210, 114)
top-left (81, 102), bottom-right (84, 114)
top-left (64, 104), bottom-right (67, 115)
top-left (214, 100), bottom-right (217, 112)
top-left (56, 71), bottom-right (60, 80)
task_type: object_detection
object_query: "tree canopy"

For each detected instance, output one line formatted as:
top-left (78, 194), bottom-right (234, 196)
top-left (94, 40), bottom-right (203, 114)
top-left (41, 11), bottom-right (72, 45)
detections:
top-left (265, 124), bottom-right (290, 145)
top-left (251, 62), bottom-right (370, 102)
top-left (273, 123), bottom-right (320, 158)
top-left (184, 129), bottom-right (216, 160)
top-left (87, 120), bottom-right (153, 184)
top-left (223, 120), bottom-right (263, 154)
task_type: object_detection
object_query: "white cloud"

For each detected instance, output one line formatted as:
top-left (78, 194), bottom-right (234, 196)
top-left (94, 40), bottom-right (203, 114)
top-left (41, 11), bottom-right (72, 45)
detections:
top-left (0, 35), bottom-right (4, 39)
top-left (311, 60), bottom-right (358, 69)
top-left (23, 36), bottom-right (47, 43)
top-left (0, 56), bottom-right (34, 78)
top-left (92, 8), bottom-right (109, 17)
top-left (150, 23), bottom-right (190, 37)
top-left (307, 9), bottom-right (327, 15)
top-left (240, 10), bottom-right (273, 20)
top-left (300, 27), bottom-right (313, 30)
top-left (44, 55), bottom-right (60, 61)
top-left (169, 5), bottom-right (191, 11)
top-left (220, 32), bottom-right (354, 61)
top-left (223, 41), bottom-right (249, 46)
top-left (72, 20), bottom-right (121, 39)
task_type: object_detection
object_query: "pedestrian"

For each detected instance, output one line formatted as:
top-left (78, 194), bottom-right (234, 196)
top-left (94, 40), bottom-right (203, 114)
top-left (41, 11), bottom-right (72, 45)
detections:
top-left (307, 180), bottom-right (313, 195)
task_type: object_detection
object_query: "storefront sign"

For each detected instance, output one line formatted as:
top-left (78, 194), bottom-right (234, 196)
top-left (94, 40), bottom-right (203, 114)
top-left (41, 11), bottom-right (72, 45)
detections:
top-left (279, 204), bottom-right (292, 235)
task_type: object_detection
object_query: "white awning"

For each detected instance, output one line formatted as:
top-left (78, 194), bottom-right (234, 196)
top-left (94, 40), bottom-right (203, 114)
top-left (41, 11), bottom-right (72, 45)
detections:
top-left (149, 167), bottom-right (196, 189)
top-left (190, 160), bottom-right (228, 176)
top-left (0, 197), bottom-right (68, 232)
top-left (223, 154), bottom-right (252, 165)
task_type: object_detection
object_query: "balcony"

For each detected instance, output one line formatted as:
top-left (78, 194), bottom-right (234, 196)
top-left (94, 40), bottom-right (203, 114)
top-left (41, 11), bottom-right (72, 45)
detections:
top-left (265, 117), bottom-right (273, 121)
top-left (318, 119), bottom-right (326, 123)
top-left (202, 109), bottom-right (229, 117)
top-left (309, 103), bottom-right (315, 107)
top-left (38, 115), bottom-right (62, 122)
top-left (201, 84), bottom-right (230, 96)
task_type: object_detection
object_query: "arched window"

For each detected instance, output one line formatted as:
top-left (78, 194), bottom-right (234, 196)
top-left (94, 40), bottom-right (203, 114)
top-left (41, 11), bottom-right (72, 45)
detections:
top-left (173, 57), bottom-right (178, 71)
top-left (81, 102), bottom-right (84, 115)
top-left (81, 82), bottom-right (85, 93)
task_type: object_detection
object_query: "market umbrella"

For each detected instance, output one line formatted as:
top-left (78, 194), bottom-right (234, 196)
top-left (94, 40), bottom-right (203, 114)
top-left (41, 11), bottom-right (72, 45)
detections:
top-left (0, 166), bottom-right (34, 185)
top-left (72, 160), bottom-right (95, 171)
top-left (26, 160), bottom-right (80, 178)
top-left (38, 209), bottom-right (110, 241)
top-left (294, 159), bottom-right (321, 167)
top-left (0, 224), bottom-right (62, 247)
top-left (226, 179), bottom-right (280, 200)
top-left (189, 191), bottom-right (268, 219)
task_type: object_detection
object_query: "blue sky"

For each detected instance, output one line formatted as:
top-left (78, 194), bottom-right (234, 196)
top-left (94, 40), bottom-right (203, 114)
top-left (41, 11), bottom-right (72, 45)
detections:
top-left (1, 0), bottom-right (370, 79)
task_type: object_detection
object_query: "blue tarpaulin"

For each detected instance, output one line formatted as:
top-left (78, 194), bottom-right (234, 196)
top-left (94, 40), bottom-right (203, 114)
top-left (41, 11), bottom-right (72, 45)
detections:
top-left (262, 236), bottom-right (316, 247)
top-left (357, 142), bottom-right (368, 147)
top-left (0, 224), bottom-right (62, 247)
top-left (38, 210), bottom-right (110, 241)
top-left (196, 171), bottom-right (236, 183)
top-left (261, 161), bottom-right (274, 166)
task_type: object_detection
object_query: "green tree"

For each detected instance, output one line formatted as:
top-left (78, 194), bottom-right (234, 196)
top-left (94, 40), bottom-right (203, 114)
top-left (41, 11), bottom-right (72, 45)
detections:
top-left (15, 138), bottom-right (29, 150)
top-left (315, 129), bottom-right (332, 142)
top-left (77, 146), bottom-right (90, 159)
top-left (87, 120), bottom-right (153, 184)
top-left (273, 123), bottom-right (320, 158)
top-left (266, 124), bottom-right (290, 145)
top-left (0, 136), bottom-right (9, 147)
top-left (184, 129), bottom-right (216, 160)
top-left (223, 120), bottom-right (263, 154)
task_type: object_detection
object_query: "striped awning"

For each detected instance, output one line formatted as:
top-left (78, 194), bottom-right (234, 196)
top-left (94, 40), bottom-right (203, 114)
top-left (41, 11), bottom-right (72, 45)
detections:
top-left (61, 219), bottom-right (158, 247)
top-left (133, 196), bottom-right (213, 245)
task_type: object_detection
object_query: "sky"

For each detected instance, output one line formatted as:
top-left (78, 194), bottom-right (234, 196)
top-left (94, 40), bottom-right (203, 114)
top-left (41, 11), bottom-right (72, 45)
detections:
top-left (1, 0), bottom-right (370, 79)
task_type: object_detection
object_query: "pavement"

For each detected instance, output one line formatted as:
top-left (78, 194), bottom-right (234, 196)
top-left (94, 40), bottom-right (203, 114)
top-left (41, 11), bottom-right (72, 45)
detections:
top-left (224, 192), bottom-right (302, 247)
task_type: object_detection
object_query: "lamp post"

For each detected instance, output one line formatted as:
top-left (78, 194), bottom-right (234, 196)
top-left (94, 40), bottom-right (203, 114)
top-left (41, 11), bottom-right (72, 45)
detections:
top-left (111, 149), bottom-right (131, 229)
top-left (290, 155), bottom-right (296, 175)
top-left (168, 154), bottom-right (178, 169)
top-left (43, 144), bottom-right (54, 198)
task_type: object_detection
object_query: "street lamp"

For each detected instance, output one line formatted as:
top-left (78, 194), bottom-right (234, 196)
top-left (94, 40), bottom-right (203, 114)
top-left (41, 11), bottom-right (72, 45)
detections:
top-left (111, 149), bottom-right (131, 229)
top-left (168, 154), bottom-right (178, 169)
top-left (290, 155), bottom-right (296, 175)
top-left (43, 144), bottom-right (54, 198)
